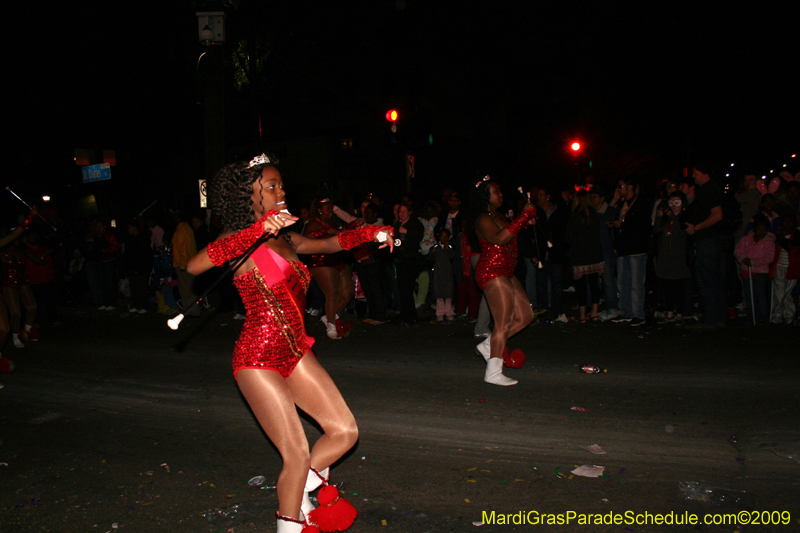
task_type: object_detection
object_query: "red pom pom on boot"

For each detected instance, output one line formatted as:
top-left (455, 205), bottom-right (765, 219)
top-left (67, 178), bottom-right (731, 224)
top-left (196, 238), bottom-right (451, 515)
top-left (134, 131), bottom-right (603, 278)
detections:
top-left (335, 319), bottom-right (351, 339)
top-left (307, 482), bottom-right (357, 532)
top-left (503, 348), bottom-right (526, 369)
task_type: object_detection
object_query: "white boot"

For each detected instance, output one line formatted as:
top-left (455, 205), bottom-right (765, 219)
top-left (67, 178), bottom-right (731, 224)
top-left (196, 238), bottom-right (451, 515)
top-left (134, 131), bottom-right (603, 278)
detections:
top-left (475, 335), bottom-right (491, 361)
top-left (12, 333), bottom-right (24, 349)
top-left (484, 357), bottom-right (517, 386)
top-left (301, 467), bottom-right (329, 519)
top-left (326, 321), bottom-right (339, 339)
top-left (276, 513), bottom-right (306, 533)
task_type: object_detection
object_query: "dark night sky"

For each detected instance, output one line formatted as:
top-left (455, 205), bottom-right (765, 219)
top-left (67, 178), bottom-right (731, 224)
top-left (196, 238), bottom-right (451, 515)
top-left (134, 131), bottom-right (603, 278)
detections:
top-left (6, 1), bottom-right (799, 215)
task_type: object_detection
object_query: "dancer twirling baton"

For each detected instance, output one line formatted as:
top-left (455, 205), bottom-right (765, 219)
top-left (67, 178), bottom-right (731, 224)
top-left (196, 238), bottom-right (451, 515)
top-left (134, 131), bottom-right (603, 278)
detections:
top-left (186, 153), bottom-right (393, 533)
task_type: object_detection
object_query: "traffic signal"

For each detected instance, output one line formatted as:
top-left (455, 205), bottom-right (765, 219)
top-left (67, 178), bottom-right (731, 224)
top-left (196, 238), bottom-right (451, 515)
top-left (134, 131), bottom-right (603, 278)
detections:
top-left (571, 142), bottom-right (581, 152)
top-left (386, 110), bottom-right (398, 122)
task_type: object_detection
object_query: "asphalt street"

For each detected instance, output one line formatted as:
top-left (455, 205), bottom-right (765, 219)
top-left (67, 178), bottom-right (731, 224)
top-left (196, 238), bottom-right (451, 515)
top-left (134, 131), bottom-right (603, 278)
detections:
top-left (1, 306), bottom-right (798, 533)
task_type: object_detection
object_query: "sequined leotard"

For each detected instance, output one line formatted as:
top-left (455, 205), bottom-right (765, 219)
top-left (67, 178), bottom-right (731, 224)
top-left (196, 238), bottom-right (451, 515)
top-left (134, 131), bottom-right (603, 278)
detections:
top-left (232, 244), bottom-right (315, 379)
top-left (1, 252), bottom-right (27, 289)
top-left (305, 218), bottom-right (348, 268)
top-left (474, 218), bottom-right (518, 290)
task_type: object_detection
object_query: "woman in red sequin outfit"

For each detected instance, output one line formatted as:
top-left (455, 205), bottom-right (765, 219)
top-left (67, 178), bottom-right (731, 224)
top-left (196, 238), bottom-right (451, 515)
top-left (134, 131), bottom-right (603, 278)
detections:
top-left (0, 210), bottom-right (36, 380)
top-left (468, 178), bottom-right (536, 386)
top-left (2, 229), bottom-right (38, 349)
top-left (303, 199), bottom-right (356, 340)
top-left (187, 154), bottom-right (392, 533)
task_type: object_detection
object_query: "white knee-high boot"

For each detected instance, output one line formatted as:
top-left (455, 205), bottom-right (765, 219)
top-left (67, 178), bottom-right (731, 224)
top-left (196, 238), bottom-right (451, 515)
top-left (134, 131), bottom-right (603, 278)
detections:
top-left (485, 357), bottom-right (517, 386)
top-left (301, 467), bottom-right (329, 519)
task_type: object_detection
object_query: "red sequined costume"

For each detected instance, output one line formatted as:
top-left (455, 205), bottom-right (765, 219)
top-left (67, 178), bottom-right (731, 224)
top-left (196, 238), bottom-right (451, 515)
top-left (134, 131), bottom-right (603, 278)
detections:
top-left (305, 218), bottom-right (347, 268)
top-left (231, 247), bottom-right (314, 379)
top-left (207, 213), bottom-right (392, 379)
top-left (1, 253), bottom-right (27, 289)
top-left (474, 210), bottom-right (535, 290)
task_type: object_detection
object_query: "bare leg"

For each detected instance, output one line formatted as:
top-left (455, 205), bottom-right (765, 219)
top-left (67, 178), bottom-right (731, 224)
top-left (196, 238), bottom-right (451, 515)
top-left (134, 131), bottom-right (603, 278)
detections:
top-left (237, 369), bottom-right (310, 520)
top-left (507, 276), bottom-right (534, 335)
top-left (334, 266), bottom-right (354, 317)
top-left (310, 267), bottom-right (340, 324)
top-left (483, 276), bottom-right (532, 358)
top-left (287, 353), bottom-right (358, 470)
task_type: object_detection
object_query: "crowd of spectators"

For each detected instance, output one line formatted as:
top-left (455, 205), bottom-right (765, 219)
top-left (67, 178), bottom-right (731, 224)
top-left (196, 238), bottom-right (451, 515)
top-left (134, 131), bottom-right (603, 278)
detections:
top-left (297, 165), bottom-right (800, 333)
top-left (2, 164), bottom-right (798, 386)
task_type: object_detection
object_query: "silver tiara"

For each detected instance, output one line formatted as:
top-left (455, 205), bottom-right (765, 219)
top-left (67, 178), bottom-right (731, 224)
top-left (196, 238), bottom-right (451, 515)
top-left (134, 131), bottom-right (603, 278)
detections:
top-left (475, 175), bottom-right (491, 188)
top-left (248, 153), bottom-right (272, 168)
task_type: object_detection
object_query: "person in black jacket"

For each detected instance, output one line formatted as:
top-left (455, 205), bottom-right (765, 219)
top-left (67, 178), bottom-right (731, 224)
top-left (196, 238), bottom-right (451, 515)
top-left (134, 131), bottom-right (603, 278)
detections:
top-left (393, 203), bottom-right (424, 325)
top-left (566, 190), bottom-right (605, 322)
top-left (124, 221), bottom-right (153, 313)
top-left (609, 177), bottom-right (652, 325)
top-left (537, 186), bottom-right (570, 322)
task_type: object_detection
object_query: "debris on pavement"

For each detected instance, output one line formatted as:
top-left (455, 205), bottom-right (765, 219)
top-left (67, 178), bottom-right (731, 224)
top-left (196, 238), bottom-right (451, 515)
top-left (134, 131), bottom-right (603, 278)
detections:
top-left (678, 481), bottom-right (753, 506)
top-left (579, 364), bottom-right (607, 374)
top-left (247, 475), bottom-right (266, 487)
top-left (583, 444), bottom-right (606, 455)
top-left (202, 499), bottom-right (274, 526)
top-left (571, 465), bottom-right (605, 478)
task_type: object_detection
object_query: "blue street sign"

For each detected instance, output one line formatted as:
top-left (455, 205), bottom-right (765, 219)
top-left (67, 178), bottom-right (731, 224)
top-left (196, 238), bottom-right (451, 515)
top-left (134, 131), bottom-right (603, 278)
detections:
top-left (82, 163), bottom-right (112, 183)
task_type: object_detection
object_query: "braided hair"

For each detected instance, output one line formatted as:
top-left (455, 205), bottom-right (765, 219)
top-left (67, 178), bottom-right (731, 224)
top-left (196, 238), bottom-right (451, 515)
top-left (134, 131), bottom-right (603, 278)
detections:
top-left (208, 154), bottom-right (279, 233)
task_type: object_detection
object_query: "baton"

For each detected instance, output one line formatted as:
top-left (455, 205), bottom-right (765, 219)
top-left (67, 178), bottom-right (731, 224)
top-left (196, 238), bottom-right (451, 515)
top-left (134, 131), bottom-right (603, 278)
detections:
top-left (518, 187), bottom-right (542, 268)
top-left (5, 187), bottom-right (57, 232)
top-left (167, 232), bottom-right (268, 330)
top-left (136, 200), bottom-right (158, 219)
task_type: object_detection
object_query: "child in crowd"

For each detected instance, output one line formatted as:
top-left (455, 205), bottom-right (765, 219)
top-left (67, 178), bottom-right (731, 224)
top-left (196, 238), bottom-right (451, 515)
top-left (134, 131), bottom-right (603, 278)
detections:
top-left (429, 228), bottom-right (455, 322)
top-left (735, 216), bottom-right (775, 325)
top-left (770, 213), bottom-right (799, 324)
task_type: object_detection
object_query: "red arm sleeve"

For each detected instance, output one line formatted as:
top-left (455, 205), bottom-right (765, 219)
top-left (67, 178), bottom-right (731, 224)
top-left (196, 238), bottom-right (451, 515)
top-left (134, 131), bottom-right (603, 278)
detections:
top-left (206, 211), bottom-right (277, 266)
top-left (338, 225), bottom-right (393, 251)
top-left (506, 209), bottom-right (536, 237)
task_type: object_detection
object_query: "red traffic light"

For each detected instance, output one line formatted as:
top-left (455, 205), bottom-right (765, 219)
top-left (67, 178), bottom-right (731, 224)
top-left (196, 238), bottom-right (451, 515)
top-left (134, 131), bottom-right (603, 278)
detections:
top-left (571, 142), bottom-right (581, 152)
top-left (385, 109), bottom-right (398, 122)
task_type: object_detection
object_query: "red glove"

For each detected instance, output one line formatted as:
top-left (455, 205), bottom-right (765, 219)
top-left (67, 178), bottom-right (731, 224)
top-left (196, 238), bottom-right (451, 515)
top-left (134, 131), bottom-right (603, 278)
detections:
top-left (207, 211), bottom-right (277, 266)
top-left (338, 225), bottom-right (393, 251)
top-left (506, 208), bottom-right (536, 237)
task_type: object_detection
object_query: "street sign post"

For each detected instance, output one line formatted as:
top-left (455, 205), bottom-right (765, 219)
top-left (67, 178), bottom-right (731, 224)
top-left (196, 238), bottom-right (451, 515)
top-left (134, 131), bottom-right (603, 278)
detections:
top-left (82, 163), bottom-right (112, 183)
top-left (199, 179), bottom-right (207, 208)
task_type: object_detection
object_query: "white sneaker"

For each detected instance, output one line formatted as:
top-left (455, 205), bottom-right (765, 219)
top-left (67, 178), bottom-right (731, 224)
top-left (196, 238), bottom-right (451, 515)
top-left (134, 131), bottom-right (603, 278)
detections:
top-left (484, 357), bottom-right (517, 386)
top-left (13, 335), bottom-right (24, 349)
top-left (598, 309), bottom-right (622, 322)
top-left (138, 309), bottom-right (148, 314)
top-left (129, 307), bottom-right (138, 313)
top-left (106, 306), bottom-right (116, 311)
top-left (306, 308), bottom-right (321, 316)
top-left (233, 313), bottom-right (246, 320)
top-left (326, 321), bottom-right (340, 340)
top-left (475, 335), bottom-right (492, 361)
top-left (98, 305), bottom-right (108, 311)
top-left (554, 313), bottom-right (569, 323)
